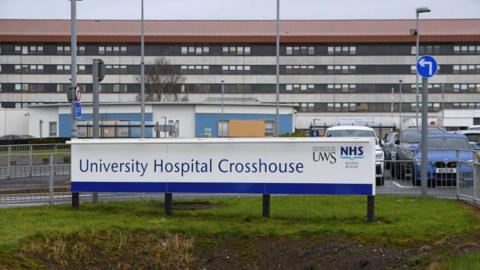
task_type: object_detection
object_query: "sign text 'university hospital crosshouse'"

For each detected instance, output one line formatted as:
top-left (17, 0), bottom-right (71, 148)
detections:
top-left (68, 138), bottom-right (376, 195)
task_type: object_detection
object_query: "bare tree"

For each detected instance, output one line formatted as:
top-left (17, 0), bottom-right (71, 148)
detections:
top-left (138, 58), bottom-right (185, 102)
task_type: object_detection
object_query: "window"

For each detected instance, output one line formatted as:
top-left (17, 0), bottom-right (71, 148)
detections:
top-left (327, 47), bottom-right (334, 55)
top-left (265, 121), bottom-right (275, 137)
top-left (49, 122), bottom-right (57, 137)
top-left (285, 46), bottom-right (314, 55)
top-left (15, 83), bottom-right (28, 91)
top-left (217, 121), bottom-right (229, 137)
top-left (222, 65), bottom-right (250, 72)
top-left (328, 46), bottom-right (356, 55)
top-left (56, 45), bottom-right (71, 55)
top-left (57, 65), bottom-right (71, 72)
top-left (181, 46), bottom-right (210, 55)
top-left (453, 44), bottom-right (480, 55)
top-left (222, 46), bottom-right (251, 55)
top-left (181, 65), bottom-right (209, 73)
top-left (285, 84), bottom-right (314, 91)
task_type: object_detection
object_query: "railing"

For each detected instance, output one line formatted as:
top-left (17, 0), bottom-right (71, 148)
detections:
top-left (0, 144), bottom-right (479, 207)
top-left (457, 159), bottom-right (480, 206)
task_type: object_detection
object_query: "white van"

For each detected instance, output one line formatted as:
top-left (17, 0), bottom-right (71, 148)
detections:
top-left (325, 126), bottom-right (385, 186)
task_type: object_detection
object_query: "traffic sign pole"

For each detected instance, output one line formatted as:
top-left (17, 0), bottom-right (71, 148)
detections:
top-left (416, 55), bottom-right (438, 197)
top-left (92, 59), bottom-right (100, 204)
top-left (421, 77), bottom-right (428, 196)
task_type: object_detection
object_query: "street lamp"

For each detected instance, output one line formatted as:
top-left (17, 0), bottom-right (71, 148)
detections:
top-left (220, 80), bottom-right (224, 137)
top-left (140, 0), bottom-right (145, 138)
top-left (275, 0), bottom-right (280, 137)
top-left (70, 0), bottom-right (82, 209)
top-left (399, 80), bottom-right (403, 131)
top-left (411, 7), bottom-right (431, 129)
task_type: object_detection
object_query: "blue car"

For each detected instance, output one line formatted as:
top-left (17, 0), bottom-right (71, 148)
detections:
top-left (412, 133), bottom-right (475, 187)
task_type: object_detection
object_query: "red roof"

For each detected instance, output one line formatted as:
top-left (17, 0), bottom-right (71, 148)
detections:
top-left (0, 19), bottom-right (479, 43)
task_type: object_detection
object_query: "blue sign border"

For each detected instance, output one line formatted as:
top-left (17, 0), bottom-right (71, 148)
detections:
top-left (72, 181), bottom-right (373, 195)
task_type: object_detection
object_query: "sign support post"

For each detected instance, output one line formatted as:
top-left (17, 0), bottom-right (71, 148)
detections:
top-left (165, 192), bottom-right (173, 216)
top-left (367, 195), bottom-right (375, 223)
top-left (421, 77), bottom-right (429, 196)
top-left (263, 194), bottom-right (270, 218)
top-left (416, 55), bottom-right (438, 197)
top-left (92, 59), bottom-right (104, 204)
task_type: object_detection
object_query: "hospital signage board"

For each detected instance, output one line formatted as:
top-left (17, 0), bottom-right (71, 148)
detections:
top-left (68, 138), bottom-right (376, 195)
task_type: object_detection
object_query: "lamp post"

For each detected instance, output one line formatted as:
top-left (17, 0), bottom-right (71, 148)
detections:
top-left (399, 80), bottom-right (403, 131)
top-left (140, 0), bottom-right (145, 138)
top-left (275, 0), bottom-right (280, 137)
top-left (412, 7), bottom-right (431, 129)
top-left (221, 80), bottom-right (224, 137)
top-left (70, 0), bottom-right (81, 209)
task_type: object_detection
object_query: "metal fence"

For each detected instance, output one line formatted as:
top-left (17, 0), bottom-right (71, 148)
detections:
top-left (0, 144), bottom-right (479, 207)
top-left (457, 160), bottom-right (480, 205)
top-left (0, 145), bottom-right (71, 205)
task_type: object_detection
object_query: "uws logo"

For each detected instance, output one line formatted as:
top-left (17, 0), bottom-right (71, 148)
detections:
top-left (312, 146), bottom-right (337, 164)
top-left (340, 146), bottom-right (364, 160)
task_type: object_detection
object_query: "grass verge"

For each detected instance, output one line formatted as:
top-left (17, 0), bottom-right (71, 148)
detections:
top-left (0, 195), bottom-right (478, 252)
top-left (439, 253), bottom-right (480, 270)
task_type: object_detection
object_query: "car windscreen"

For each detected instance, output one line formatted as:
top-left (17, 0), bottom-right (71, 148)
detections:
top-left (401, 131), bottom-right (421, 143)
top-left (465, 134), bottom-right (480, 144)
top-left (326, 130), bottom-right (376, 137)
top-left (428, 137), bottom-right (470, 150)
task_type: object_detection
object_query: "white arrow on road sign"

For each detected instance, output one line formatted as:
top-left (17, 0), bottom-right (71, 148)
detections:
top-left (418, 58), bottom-right (433, 76)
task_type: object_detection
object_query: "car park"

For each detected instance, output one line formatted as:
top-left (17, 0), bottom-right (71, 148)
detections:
top-left (411, 133), bottom-right (474, 187)
top-left (324, 126), bottom-right (385, 186)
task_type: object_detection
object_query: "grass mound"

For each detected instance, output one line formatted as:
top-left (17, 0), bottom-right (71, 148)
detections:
top-left (4, 230), bottom-right (194, 270)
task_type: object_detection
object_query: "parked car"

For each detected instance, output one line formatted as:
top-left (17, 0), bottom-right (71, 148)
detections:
top-left (324, 126), bottom-right (385, 186)
top-left (392, 127), bottom-right (445, 180)
top-left (411, 133), bottom-right (474, 187)
top-left (468, 125), bottom-right (480, 131)
top-left (382, 132), bottom-right (398, 169)
top-left (457, 130), bottom-right (480, 151)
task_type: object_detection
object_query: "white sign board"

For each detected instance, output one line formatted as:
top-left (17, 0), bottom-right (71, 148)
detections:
top-left (68, 138), bottom-right (376, 195)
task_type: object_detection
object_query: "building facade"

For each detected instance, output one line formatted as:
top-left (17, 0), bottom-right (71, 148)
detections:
top-left (0, 19), bottom-right (479, 131)
top-left (25, 103), bottom-right (295, 138)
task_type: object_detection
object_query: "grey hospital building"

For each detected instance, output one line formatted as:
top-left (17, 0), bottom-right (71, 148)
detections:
top-left (0, 19), bottom-right (480, 134)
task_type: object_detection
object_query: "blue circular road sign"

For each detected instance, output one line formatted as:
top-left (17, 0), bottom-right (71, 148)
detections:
top-left (416, 55), bottom-right (438, 78)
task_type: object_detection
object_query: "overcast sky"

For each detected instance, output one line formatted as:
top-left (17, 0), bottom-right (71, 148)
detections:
top-left (0, 0), bottom-right (479, 20)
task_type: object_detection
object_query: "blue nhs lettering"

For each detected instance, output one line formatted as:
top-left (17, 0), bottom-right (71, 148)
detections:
top-left (340, 146), bottom-right (364, 160)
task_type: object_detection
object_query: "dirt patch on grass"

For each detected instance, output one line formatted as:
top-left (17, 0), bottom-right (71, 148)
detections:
top-left (3, 230), bottom-right (480, 269)
top-left (9, 230), bottom-right (195, 270)
top-left (194, 236), bottom-right (420, 270)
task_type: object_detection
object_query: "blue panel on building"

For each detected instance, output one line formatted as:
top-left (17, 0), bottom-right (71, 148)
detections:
top-left (59, 113), bottom-right (153, 138)
top-left (195, 113), bottom-right (293, 137)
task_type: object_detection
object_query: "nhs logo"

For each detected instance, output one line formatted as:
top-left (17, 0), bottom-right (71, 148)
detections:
top-left (340, 146), bottom-right (364, 160)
